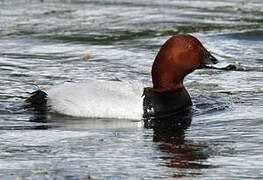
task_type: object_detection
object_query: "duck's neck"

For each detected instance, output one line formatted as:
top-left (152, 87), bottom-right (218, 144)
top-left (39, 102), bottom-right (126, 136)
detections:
top-left (152, 70), bottom-right (186, 96)
top-left (152, 82), bottom-right (186, 96)
top-left (151, 51), bottom-right (188, 95)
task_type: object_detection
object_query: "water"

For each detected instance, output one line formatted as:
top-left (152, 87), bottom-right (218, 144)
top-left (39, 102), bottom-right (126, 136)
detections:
top-left (1, 0), bottom-right (263, 179)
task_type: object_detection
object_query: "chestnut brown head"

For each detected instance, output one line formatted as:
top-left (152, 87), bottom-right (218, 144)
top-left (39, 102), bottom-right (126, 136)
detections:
top-left (152, 34), bottom-right (217, 94)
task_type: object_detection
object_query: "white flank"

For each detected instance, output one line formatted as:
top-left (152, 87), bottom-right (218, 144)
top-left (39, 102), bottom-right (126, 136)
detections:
top-left (46, 80), bottom-right (144, 120)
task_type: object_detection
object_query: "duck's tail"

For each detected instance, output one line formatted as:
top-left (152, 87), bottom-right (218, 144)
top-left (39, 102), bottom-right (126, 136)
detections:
top-left (24, 89), bottom-right (48, 114)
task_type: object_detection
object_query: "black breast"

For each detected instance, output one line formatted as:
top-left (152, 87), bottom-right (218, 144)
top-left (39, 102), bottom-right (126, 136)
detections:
top-left (143, 87), bottom-right (192, 119)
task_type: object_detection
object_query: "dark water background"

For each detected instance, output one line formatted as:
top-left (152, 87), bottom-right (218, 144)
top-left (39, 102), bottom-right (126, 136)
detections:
top-left (1, 0), bottom-right (263, 179)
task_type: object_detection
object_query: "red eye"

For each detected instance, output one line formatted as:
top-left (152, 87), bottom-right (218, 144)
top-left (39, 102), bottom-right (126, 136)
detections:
top-left (187, 44), bottom-right (193, 50)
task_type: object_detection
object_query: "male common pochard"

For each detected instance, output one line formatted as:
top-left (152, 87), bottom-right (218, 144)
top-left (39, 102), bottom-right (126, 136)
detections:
top-left (25, 34), bottom-right (218, 120)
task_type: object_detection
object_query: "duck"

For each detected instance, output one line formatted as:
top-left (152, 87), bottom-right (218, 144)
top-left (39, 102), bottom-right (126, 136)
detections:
top-left (25, 34), bottom-right (218, 120)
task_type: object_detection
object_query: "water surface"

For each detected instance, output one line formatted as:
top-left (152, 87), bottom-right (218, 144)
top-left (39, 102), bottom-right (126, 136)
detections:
top-left (0, 0), bottom-right (263, 179)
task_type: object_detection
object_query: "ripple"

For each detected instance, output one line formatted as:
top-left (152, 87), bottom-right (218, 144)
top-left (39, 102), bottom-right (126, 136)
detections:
top-left (1, 0), bottom-right (263, 179)
top-left (222, 29), bottom-right (263, 41)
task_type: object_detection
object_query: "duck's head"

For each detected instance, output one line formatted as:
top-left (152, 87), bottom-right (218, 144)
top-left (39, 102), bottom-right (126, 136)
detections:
top-left (152, 34), bottom-right (218, 94)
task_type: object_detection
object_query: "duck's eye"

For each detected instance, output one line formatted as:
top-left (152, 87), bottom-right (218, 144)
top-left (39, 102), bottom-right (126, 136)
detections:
top-left (187, 44), bottom-right (194, 50)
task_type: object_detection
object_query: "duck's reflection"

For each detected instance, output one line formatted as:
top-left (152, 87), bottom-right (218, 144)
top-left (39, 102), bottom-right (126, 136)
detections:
top-left (29, 114), bottom-right (143, 130)
top-left (144, 110), bottom-right (211, 178)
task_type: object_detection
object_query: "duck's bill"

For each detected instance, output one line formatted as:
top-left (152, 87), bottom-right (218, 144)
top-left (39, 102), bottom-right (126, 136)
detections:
top-left (201, 50), bottom-right (239, 70)
top-left (201, 50), bottom-right (218, 67)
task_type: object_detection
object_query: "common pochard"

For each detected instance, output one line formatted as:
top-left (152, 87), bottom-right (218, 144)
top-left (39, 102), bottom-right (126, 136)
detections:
top-left (25, 34), bottom-right (218, 120)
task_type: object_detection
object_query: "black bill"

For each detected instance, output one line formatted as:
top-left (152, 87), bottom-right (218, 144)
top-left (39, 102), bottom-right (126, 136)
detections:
top-left (202, 50), bottom-right (218, 66)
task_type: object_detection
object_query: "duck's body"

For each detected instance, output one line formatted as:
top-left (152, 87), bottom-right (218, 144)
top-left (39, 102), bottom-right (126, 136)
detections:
top-left (25, 34), bottom-right (218, 120)
top-left (26, 80), bottom-right (144, 119)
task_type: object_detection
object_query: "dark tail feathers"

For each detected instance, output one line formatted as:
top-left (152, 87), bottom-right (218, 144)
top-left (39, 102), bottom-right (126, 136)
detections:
top-left (24, 90), bottom-right (48, 114)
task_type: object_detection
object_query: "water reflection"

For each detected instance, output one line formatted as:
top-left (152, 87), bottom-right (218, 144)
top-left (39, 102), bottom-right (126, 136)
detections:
top-left (28, 112), bottom-right (142, 130)
top-left (145, 110), bottom-right (211, 178)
